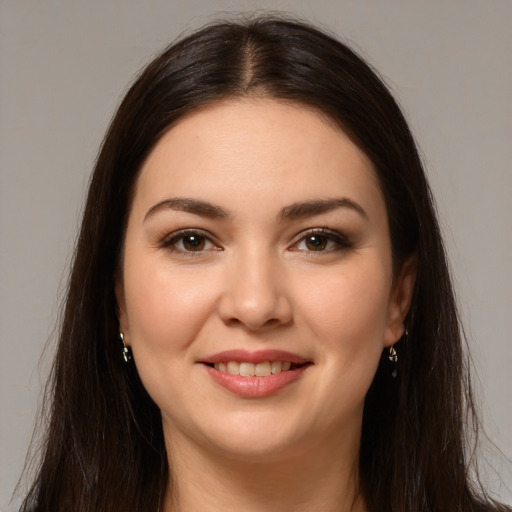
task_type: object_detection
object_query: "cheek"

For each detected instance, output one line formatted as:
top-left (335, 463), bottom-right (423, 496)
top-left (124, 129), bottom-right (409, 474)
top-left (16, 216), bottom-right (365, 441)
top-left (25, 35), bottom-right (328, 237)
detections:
top-left (122, 260), bottom-right (220, 358)
top-left (295, 257), bottom-right (392, 391)
top-left (121, 261), bottom-right (222, 419)
top-left (275, 259), bottom-right (393, 433)
top-left (301, 261), bottom-right (391, 338)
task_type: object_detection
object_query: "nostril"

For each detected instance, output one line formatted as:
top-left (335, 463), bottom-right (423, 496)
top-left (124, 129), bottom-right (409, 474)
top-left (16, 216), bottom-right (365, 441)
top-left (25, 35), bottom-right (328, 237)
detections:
top-left (225, 316), bottom-right (287, 332)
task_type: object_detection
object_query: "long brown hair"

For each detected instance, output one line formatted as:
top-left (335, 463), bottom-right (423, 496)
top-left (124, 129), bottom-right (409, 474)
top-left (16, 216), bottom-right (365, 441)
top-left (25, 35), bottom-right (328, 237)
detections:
top-left (20, 16), bottom-right (510, 512)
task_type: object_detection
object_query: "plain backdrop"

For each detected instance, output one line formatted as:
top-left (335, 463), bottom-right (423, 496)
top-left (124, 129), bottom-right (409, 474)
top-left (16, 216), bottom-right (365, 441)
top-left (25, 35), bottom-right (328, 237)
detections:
top-left (1, 0), bottom-right (511, 509)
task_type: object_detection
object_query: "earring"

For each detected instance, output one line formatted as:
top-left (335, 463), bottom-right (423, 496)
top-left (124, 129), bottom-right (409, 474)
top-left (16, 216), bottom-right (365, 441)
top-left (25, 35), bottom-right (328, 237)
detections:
top-left (388, 346), bottom-right (398, 378)
top-left (120, 332), bottom-right (132, 363)
top-left (388, 328), bottom-right (407, 379)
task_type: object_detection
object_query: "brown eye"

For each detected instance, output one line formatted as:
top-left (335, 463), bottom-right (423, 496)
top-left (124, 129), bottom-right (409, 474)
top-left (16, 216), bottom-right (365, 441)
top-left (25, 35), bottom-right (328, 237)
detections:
top-left (290, 229), bottom-right (352, 253)
top-left (182, 234), bottom-right (206, 251)
top-left (305, 235), bottom-right (328, 251)
top-left (163, 230), bottom-right (217, 253)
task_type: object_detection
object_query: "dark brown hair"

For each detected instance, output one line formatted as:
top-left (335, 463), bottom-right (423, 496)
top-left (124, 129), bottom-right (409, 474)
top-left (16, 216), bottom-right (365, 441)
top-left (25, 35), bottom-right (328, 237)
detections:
top-left (20, 16), bottom-right (510, 512)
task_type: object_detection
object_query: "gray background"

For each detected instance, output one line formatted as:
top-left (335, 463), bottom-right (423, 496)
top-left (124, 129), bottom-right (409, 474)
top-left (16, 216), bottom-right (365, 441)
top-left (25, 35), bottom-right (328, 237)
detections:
top-left (1, 0), bottom-right (511, 508)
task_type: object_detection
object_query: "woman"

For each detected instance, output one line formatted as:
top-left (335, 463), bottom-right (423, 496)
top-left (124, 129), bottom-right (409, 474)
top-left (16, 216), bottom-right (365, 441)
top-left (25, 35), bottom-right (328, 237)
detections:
top-left (19, 16), bottom-right (510, 512)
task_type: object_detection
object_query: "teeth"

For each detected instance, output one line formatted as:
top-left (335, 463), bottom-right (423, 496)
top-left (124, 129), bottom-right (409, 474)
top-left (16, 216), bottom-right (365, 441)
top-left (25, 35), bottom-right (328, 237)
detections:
top-left (227, 361), bottom-right (239, 375)
top-left (271, 361), bottom-right (282, 374)
top-left (255, 361), bottom-right (271, 377)
top-left (213, 360), bottom-right (296, 377)
top-left (239, 362), bottom-right (255, 377)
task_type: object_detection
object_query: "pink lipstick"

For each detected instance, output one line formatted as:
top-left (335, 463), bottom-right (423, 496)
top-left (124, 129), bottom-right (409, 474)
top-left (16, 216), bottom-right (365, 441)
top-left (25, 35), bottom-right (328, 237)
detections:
top-left (200, 349), bottom-right (312, 398)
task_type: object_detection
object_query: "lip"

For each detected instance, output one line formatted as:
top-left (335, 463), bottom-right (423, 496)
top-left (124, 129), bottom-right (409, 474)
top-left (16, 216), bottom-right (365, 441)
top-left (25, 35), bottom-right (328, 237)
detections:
top-left (204, 364), bottom-right (310, 398)
top-left (200, 349), bottom-right (310, 365)
top-left (199, 349), bottom-right (312, 398)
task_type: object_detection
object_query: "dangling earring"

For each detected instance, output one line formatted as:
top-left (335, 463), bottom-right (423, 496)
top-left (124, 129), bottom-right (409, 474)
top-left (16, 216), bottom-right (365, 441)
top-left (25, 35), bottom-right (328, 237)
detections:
top-left (388, 328), bottom-right (408, 378)
top-left (388, 345), bottom-right (398, 378)
top-left (120, 332), bottom-right (132, 363)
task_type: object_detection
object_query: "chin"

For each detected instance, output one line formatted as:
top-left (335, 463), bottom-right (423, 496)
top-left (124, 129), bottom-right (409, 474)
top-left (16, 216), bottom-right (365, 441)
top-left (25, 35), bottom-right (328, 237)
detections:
top-left (202, 429), bottom-right (309, 463)
top-left (167, 406), bottom-right (344, 464)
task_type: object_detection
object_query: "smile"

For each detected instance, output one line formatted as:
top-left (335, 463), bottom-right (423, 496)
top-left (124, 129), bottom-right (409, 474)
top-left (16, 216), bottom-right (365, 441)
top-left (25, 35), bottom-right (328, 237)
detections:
top-left (201, 350), bottom-right (312, 398)
top-left (212, 361), bottom-right (296, 377)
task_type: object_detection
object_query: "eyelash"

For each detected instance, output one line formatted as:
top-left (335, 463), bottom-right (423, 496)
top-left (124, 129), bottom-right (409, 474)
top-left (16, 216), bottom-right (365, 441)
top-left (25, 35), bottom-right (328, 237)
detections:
top-left (290, 228), bottom-right (353, 253)
top-left (161, 229), bottom-right (219, 254)
top-left (160, 228), bottom-right (352, 254)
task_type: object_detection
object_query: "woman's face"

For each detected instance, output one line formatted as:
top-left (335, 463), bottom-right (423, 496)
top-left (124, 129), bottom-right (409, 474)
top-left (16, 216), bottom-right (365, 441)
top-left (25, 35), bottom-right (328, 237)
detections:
top-left (116, 99), bottom-right (414, 461)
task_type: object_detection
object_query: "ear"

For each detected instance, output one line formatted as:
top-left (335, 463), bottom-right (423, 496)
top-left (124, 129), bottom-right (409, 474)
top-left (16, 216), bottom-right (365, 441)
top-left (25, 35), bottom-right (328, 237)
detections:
top-left (114, 276), bottom-right (130, 340)
top-left (383, 255), bottom-right (417, 347)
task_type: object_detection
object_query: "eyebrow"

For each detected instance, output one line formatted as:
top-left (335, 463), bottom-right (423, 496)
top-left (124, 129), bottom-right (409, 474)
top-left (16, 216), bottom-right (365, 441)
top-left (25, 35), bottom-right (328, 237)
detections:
top-left (144, 196), bottom-right (368, 223)
top-left (144, 198), bottom-right (229, 222)
top-left (279, 198), bottom-right (368, 221)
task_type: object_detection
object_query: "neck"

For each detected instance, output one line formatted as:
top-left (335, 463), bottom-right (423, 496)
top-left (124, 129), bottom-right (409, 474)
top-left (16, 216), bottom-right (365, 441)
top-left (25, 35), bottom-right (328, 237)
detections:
top-left (162, 427), bottom-right (365, 512)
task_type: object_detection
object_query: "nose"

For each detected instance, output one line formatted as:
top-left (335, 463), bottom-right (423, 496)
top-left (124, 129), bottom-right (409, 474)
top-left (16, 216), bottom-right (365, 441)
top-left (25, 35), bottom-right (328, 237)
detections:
top-left (218, 250), bottom-right (293, 332)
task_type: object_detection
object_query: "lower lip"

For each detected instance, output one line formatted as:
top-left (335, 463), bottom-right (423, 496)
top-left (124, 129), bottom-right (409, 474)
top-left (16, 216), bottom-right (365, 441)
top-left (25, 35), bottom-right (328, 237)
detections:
top-left (204, 364), bottom-right (309, 398)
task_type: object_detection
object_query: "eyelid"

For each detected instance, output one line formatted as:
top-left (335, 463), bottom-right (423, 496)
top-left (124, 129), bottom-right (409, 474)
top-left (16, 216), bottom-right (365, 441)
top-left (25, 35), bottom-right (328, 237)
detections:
top-left (288, 227), bottom-right (352, 252)
top-left (161, 228), bottom-right (221, 253)
top-left (159, 227), bottom-right (351, 254)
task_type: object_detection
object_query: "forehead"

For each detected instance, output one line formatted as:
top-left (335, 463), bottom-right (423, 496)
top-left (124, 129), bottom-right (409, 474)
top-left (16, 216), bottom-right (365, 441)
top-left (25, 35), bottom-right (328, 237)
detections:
top-left (132, 99), bottom-right (385, 221)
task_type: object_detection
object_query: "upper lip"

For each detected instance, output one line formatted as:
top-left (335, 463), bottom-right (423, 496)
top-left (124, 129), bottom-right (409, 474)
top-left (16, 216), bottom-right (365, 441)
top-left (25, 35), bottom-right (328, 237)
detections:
top-left (200, 349), bottom-right (311, 365)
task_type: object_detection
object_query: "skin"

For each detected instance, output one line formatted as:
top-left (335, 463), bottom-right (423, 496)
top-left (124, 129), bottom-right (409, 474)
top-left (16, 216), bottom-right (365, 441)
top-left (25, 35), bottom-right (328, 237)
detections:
top-left (116, 99), bottom-right (416, 511)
